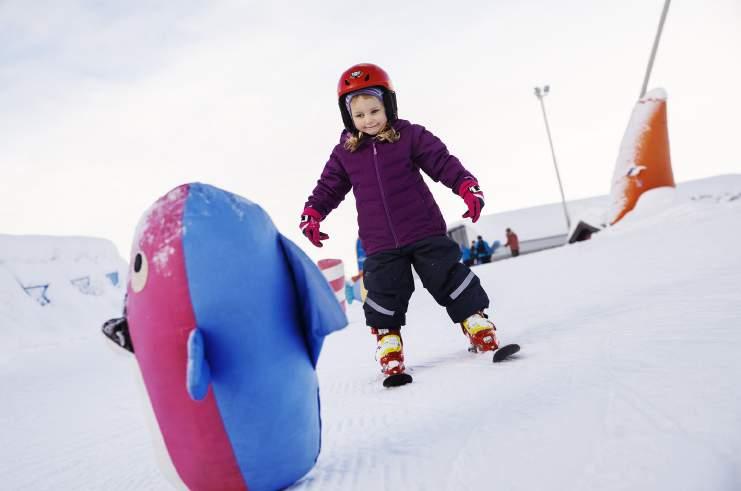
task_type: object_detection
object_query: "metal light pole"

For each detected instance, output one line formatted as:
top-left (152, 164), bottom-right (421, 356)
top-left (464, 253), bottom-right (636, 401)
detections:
top-left (640, 0), bottom-right (671, 99)
top-left (534, 85), bottom-right (571, 231)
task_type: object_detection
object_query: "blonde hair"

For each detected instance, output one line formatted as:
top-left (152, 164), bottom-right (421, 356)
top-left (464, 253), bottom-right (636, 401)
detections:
top-left (343, 124), bottom-right (400, 152)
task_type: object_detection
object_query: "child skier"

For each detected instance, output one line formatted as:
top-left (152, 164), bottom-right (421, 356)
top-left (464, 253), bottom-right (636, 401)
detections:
top-left (300, 63), bottom-right (506, 385)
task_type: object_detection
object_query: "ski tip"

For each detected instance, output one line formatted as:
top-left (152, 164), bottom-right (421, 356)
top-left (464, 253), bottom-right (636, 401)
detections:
top-left (383, 372), bottom-right (413, 388)
top-left (492, 343), bottom-right (520, 363)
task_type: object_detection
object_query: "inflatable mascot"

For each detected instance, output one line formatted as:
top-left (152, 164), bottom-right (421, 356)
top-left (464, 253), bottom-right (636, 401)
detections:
top-left (102, 183), bottom-right (347, 491)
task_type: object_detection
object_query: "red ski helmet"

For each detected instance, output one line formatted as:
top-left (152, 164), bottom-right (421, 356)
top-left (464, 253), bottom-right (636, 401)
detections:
top-left (337, 63), bottom-right (398, 132)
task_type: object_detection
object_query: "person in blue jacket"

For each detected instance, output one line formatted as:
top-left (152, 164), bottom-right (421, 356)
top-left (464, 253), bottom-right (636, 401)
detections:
top-left (475, 235), bottom-right (492, 264)
top-left (460, 243), bottom-right (473, 266)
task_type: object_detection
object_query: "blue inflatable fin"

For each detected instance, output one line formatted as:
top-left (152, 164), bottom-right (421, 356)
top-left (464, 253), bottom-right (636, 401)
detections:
top-left (278, 234), bottom-right (348, 366)
top-left (187, 328), bottom-right (211, 401)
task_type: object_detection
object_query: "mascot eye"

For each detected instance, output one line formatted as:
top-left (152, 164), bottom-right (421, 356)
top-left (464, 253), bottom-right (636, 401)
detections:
top-left (130, 251), bottom-right (149, 293)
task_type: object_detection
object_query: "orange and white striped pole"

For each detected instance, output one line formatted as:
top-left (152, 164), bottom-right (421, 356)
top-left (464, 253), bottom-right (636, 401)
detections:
top-left (317, 259), bottom-right (346, 312)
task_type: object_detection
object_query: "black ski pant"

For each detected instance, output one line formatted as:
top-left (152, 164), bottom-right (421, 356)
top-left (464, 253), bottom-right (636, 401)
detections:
top-left (362, 235), bottom-right (489, 328)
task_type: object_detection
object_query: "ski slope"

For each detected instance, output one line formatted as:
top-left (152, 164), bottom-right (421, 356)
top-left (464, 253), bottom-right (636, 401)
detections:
top-left (308, 183), bottom-right (741, 491)
top-left (2, 178), bottom-right (741, 490)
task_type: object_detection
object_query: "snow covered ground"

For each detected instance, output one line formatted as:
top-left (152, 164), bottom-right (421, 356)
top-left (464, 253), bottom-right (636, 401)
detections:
top-left (2, 176), bottom-right (741, 490)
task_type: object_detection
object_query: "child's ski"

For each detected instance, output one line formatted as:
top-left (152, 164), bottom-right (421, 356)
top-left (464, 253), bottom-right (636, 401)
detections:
top-left (492, 344), bottom-right (520, 363)
top-left (383, 372), bottom-right (413, 388)
top-left (381, 345), bottom-right (519, 387)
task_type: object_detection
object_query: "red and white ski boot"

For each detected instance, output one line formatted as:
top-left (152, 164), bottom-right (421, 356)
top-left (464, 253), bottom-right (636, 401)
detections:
top-left (460, 312), bottom-right (499, 353)
top-left (371, 328), bottom-right (413, 387)
top-left (372, 328), bottom-right (405, 375)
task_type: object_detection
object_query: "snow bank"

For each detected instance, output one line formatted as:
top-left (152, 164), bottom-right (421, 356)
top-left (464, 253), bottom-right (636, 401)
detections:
top-left (605, 174), bottom-right (741, 237)
top-left (0, 235), bottom-right (127, 357)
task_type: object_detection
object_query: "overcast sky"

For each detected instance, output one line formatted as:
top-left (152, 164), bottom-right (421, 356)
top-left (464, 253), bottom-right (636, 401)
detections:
top-left (1, 0), bottom-right (739, 272)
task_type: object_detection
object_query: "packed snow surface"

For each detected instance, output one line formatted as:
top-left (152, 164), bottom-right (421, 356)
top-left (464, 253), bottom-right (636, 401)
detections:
top-left (2, 177), bottom-right (741, 490)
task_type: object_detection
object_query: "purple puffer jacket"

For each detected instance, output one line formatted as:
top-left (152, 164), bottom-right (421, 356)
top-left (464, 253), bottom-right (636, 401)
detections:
top-left (305, 119), bottom-right (476, 256)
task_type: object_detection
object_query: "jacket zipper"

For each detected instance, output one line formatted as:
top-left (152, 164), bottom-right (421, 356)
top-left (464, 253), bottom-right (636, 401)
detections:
top-left (372, 141), bottom-right (400, 248)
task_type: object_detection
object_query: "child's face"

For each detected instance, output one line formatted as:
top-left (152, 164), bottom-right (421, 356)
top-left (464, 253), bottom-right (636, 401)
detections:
top-left (350, 95), bottom-right (387, 135)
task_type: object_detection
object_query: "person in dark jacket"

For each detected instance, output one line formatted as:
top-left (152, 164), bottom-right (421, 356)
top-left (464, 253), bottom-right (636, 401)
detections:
top-left (469, 240), bottom-right (478, 265)
top-left (299, 63), bottom-right (506, 383)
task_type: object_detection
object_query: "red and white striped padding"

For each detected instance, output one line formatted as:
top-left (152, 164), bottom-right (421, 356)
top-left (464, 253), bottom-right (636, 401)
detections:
top-left (317, 259), bottom-right (346, 312)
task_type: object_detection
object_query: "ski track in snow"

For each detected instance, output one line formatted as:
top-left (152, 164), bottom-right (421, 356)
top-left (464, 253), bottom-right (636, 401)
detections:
top-left (3, 189), bottom-right (741, 490)
top-left (2, 337), bottom-right (169, 491)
